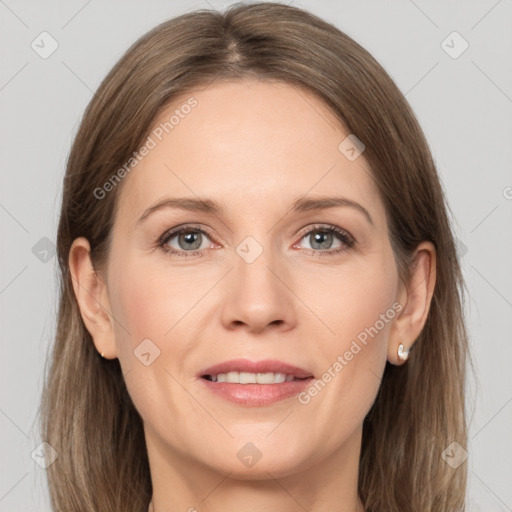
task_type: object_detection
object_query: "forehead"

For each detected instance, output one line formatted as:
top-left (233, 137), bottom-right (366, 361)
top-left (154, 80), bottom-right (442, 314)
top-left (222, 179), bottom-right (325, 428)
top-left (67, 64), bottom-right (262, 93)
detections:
top-left (114, 78), bottom-right (383, 228)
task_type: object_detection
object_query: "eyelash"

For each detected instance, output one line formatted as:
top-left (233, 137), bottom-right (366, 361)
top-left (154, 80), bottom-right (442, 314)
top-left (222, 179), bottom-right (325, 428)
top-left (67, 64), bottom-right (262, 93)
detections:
top-left (157, 223), bottom-right (356, 258)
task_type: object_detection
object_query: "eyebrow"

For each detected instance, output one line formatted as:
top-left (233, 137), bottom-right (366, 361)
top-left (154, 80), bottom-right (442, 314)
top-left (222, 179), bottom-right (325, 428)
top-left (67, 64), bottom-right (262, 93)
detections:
top-left (137, 195), bottom-right (374, 227)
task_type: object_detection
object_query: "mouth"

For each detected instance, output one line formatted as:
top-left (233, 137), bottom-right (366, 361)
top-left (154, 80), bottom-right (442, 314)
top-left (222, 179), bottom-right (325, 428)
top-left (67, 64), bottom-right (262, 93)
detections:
top-left (197, 358), bottom-right (314, 381)
top-left (201, 373), bottom-right (312, 384)
top-left (197, 359), bottom-right (315, 407)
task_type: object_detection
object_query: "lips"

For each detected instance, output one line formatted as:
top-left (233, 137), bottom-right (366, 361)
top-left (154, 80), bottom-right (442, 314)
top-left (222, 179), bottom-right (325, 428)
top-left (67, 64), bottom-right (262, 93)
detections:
top-left (198, 358), bottom-right (314, 380)
top-left (198, 358), bottom-right (315, 407)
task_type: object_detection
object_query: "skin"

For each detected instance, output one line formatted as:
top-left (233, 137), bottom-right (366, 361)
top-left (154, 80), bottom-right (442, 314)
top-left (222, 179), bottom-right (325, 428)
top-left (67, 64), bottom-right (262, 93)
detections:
top-left (69, 79), bottom-right (436, 512)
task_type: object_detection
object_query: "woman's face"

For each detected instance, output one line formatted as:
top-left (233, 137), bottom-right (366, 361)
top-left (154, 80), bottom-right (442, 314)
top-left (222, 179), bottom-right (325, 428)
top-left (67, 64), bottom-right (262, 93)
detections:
top-left (102, 79), bottom-right (402, 478)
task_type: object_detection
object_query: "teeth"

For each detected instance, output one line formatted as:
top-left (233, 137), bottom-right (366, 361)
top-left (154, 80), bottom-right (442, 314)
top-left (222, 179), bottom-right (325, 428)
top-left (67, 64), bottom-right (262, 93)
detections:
top-left (208, 372), bottom-right (296, 384)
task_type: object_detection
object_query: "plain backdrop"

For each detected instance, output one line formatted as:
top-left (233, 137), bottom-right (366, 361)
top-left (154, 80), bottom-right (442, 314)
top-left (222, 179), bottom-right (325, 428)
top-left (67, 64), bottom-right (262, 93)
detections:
top-left (1, 0), bottom-right (511, 510)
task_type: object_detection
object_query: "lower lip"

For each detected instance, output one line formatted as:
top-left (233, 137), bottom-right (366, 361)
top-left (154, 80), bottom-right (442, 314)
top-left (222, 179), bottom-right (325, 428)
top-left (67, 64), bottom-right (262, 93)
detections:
top-left (200, 377), bottom-right (315, 407)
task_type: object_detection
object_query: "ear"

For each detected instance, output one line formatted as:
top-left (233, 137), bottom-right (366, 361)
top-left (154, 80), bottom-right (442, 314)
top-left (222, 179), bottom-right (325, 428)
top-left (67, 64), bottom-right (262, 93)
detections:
top-left (388, 241), bottom-right (436, 365)
top-left (68, 237), bottom-right (118, 359)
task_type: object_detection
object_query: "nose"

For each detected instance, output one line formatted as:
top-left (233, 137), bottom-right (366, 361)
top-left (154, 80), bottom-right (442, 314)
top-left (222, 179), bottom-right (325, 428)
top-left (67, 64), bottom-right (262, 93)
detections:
top-left (219, 242), bottom-right (297, 334)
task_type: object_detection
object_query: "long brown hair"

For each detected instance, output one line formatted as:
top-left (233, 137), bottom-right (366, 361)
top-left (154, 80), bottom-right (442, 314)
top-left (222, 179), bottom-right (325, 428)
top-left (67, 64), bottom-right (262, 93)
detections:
top-left (40, 2), bottom-right (471, 510)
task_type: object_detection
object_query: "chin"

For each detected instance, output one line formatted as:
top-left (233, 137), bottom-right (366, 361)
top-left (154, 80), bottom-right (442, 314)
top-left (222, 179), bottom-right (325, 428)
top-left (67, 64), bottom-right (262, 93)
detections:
top-left (205, 451), bottom-right (307, 481)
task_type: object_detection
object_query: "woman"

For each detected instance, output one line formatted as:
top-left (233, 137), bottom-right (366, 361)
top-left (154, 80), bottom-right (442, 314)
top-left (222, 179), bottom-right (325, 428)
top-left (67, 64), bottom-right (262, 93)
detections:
top-left (40, 2), bottom-right (470, 511)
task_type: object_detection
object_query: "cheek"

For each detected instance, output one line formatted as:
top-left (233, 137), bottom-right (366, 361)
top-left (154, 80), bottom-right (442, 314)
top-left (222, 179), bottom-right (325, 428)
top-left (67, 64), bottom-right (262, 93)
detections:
top-left (298, 251), bottom-right (397, 407)
top-left (297, 252), bottom-right (398, 348)
top-left (108, 256), bottom-right (207, 388)
top-left (107, 262), bottom-right (190, 421)
top-left (106, 260), bottom-right (175, 385)
top-left (117, 276), bottom-right (167, 339)
top-left (110, 256), bottom-right (190, 344)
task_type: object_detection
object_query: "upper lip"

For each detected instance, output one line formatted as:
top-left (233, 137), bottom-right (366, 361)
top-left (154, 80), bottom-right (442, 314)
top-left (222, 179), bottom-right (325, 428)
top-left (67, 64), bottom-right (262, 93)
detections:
top-left (198, 358), bottom-right (314, 379)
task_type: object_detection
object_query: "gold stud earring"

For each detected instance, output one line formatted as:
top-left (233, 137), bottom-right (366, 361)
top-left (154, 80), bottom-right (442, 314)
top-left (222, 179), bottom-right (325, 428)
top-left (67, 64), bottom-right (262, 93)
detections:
top-left (397, 343), bottom-right (409, 362)
top-left (100, 352), bottom-right (105, 358)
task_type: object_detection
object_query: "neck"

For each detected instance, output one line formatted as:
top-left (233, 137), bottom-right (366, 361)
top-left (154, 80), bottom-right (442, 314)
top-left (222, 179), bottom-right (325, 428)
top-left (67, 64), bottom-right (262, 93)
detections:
top-left (145, 426), bottom-right (365, 512)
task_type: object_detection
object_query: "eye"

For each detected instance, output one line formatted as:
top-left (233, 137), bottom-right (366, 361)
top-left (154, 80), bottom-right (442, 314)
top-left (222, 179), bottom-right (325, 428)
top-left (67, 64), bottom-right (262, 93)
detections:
top-left (158, 225), bottom-right (217, 258)
top-left (157, 223), bottom-right (355, 258)
top-left (293, 224), bottom-right (355, 256)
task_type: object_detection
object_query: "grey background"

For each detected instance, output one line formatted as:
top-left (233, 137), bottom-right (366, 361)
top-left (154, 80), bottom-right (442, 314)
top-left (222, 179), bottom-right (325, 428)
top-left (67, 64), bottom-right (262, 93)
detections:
top-left (1, 0), bottom-right (511, 510)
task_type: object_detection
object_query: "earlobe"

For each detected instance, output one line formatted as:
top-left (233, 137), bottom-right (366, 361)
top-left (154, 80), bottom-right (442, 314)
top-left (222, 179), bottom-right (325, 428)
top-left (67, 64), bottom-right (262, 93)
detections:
top-left (388, 241), bottom-right (437, 365)
top-left (68, 237), bottom-right (117, 359)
